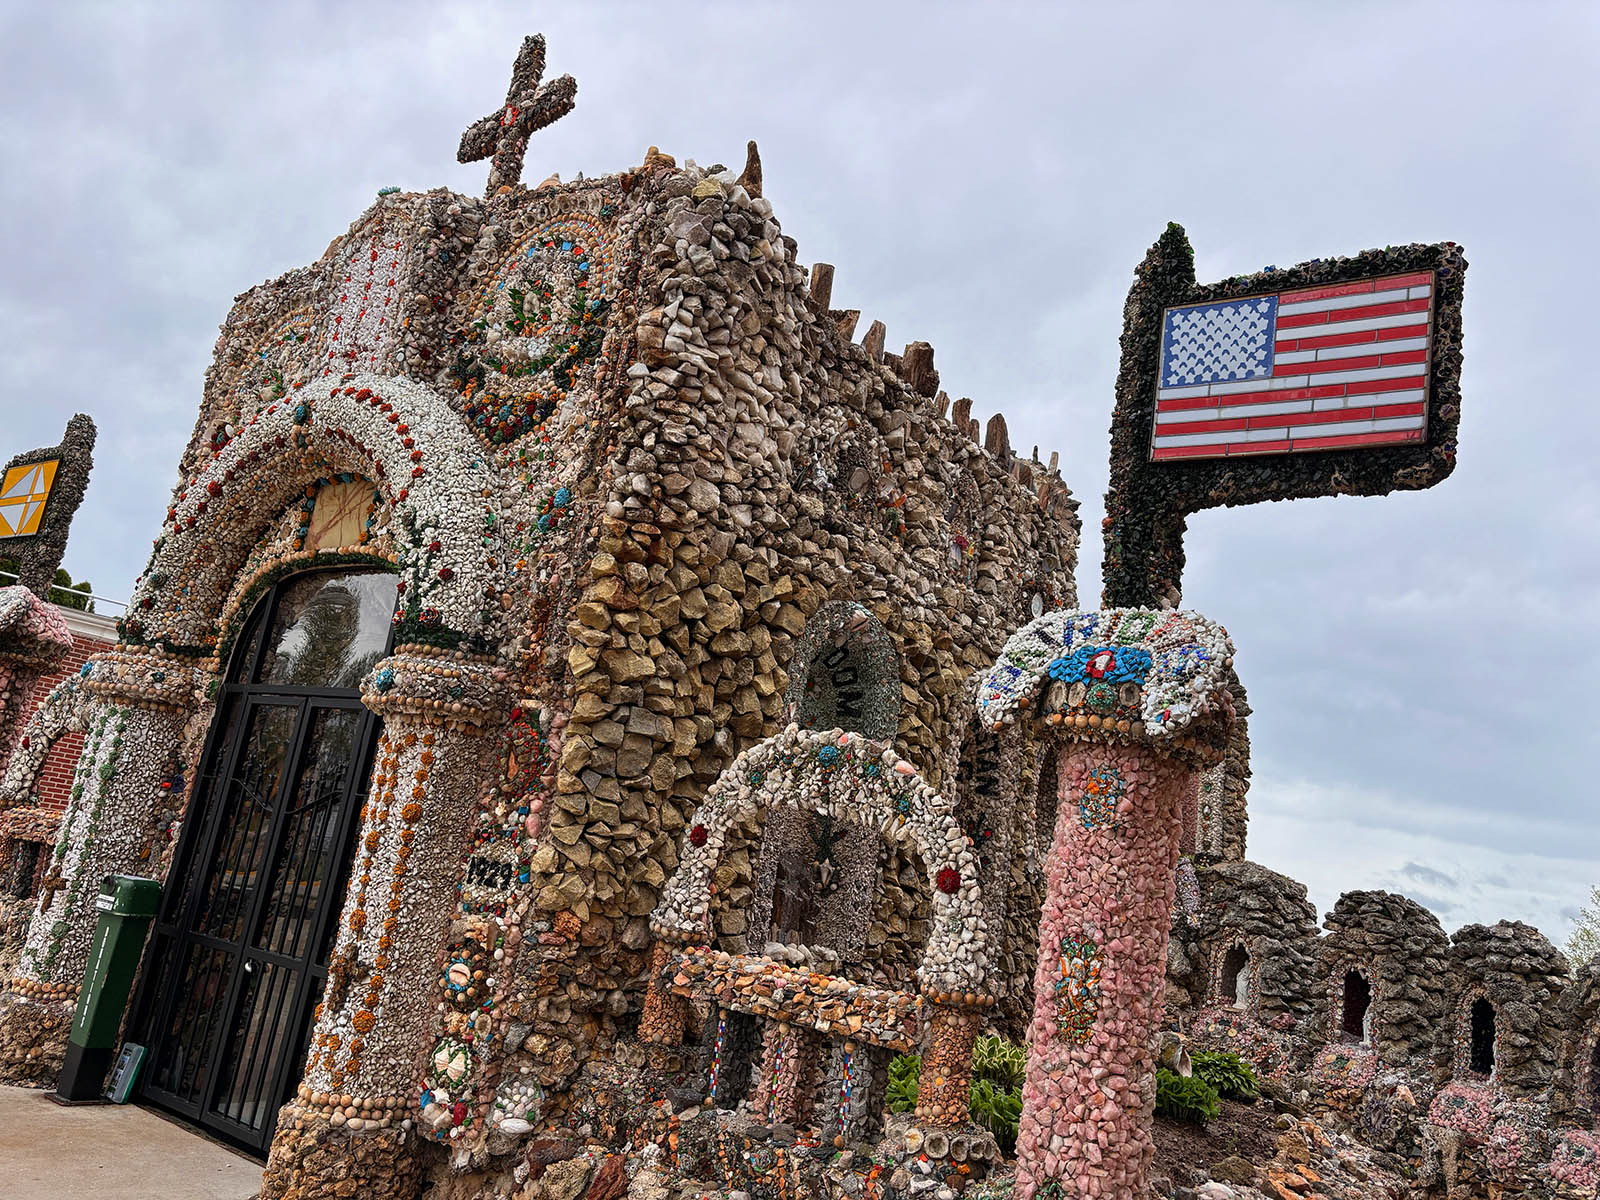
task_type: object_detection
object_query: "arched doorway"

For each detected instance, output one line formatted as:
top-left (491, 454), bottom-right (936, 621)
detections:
top-left (133, 568), bottom-right (395, 1154)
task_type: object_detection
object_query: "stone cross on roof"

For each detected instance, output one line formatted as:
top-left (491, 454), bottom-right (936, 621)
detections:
top-left (457, 34), bottom-right (577, 199)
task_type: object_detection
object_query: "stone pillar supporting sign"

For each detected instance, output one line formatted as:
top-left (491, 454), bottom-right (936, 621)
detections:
top-left (973, 607), bottom-right (1235, 1200)
top-left (1101, 227), bottom-right (1466, 611)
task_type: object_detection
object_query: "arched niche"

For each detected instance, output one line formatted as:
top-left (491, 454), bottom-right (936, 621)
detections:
top-left (1339, 967), bottom-right (1373, 1045)
top-left (653, 724), bottom-right (988, 995)
top-left (126, 372), bottom-right (514, 657)
top-left (1461, 992), bottom-right (1497, 1079)
top-left (782, 601), bottom-right (901, 742)
top-left (1217, 939), bottom-right (1253, 1011)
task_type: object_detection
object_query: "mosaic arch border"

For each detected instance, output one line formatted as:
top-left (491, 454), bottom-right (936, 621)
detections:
top-left (782, 600), bottom-right (901, 742)
top-left (652, 724), bottom-right (990, 995)
top-left (126, 373), bottom-right (516, 656)
top-left (0, 674), bottom-right (88, 810)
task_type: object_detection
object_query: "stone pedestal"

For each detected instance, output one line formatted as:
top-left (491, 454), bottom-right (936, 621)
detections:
top-left (916, 1003), bottom-right (981, 1125)
top-left (1014, 742), bottom-right (1193, 1199)
top-left (260, 1104), bottom-right (427, 1200)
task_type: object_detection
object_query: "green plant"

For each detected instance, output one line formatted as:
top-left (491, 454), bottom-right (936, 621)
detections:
top-left (968, 1077), bottom-right (1023, 1154)
top-left (1155, 1067), bottom-right (1219, 1125)
top-left (972, 1035), bottom-right (1027, 1092)
top-left (1191, 1050), bottom-right (1260, 1102)
top-left (887, 1053), bottom-right (921, 1113)
top-left (887, 1037), bottom-right (1029, 1146)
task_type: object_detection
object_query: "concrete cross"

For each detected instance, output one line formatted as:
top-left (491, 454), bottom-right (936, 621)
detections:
top-left (457, 34), bottom-right (577, 198)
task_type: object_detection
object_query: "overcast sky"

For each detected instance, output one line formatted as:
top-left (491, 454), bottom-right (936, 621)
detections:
top-left (2, 2), bottom-right (1596, 944)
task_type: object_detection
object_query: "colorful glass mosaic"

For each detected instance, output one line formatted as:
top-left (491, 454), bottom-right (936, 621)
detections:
top-left (1078, 765), bottom-right (1123, 831)
top-left (1053, 935), bottom-right (1102, 1046)
top-left (976, 607), bottom-right (1234, 737)
top-left (454, 215), bottom-right (614, 443)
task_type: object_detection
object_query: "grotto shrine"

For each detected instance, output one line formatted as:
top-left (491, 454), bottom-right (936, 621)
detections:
top-left (9, 27), bottom-right (1600, 1200)
top-left (0, 30), bottom-right (1085, 1198)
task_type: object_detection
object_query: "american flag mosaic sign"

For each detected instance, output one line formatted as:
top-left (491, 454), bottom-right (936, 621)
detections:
top-left (1101, 228), bottom-right (1466, 608)
top-left (1150, 271), bottom-right (1435, 461)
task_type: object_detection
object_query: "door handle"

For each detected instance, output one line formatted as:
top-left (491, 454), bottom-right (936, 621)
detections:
top-left (243, 960), bottom-right (255, 973)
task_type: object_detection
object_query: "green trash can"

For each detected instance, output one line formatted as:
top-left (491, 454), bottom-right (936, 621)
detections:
top-left (54, 874), bottom-right (160, 1103)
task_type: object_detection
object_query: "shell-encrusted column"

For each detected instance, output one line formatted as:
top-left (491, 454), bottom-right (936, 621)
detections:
top-left (916, 1003), bottom-right (982, 1125)
top-left (262, 648), bottom-right (507, 1200)
top-left (640, 937), bottom-right (693, 1046)
top-left (0, 645), bottom-right (199, 1085)
top-left (973, 607), bottom-right (1235, 1200)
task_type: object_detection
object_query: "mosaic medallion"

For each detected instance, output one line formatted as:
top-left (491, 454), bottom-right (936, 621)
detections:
top-left (1078, 765), bottom-right (1123, 831)
top-left (1053, 935), bottom-right (1102, 1045)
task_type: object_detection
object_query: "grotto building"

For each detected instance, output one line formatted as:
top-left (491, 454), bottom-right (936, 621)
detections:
top-left (0, 31), bottom-right (1085, 1198)
top-left (2, 30), bottom-right (1597, 1200)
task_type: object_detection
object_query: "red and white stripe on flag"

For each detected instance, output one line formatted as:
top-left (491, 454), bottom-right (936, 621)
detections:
top-left (1150, 271), bottom-right (1434, 461)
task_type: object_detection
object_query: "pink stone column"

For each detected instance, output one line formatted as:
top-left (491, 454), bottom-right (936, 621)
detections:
top-left (1014, 741), bottom-right (1194, 1200)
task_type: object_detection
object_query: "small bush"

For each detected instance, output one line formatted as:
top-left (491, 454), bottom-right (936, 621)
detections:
top-left (972, 1035), bottom-right (1027, 1092)
top-left (1155, 1067), bottom-right (1220, 1125)
top-left (1191, 1050), bottom-right (1260, 1102)
top-left (887, 1053), bottom-right (921, 1113)
top-left (885, 1036), bottom-right (1028, 1149)
top-left (968, 1077), bottom-right (1023, 1154)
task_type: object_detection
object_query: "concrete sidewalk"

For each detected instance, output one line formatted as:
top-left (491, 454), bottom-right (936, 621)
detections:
top-left (0, 1085), bottom-right (263, 1199)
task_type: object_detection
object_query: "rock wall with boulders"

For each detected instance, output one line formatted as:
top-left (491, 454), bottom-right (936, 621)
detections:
top-left (1320, 890), bottom-right (1451, 1071)
top-left (1437, 920), bottom-right (1568, 1098)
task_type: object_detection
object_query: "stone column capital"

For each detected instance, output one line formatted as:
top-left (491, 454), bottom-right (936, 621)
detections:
top-left (359, 648), bottom-right (514, 731)
top-left (80, 645), bottom-right (207, 713)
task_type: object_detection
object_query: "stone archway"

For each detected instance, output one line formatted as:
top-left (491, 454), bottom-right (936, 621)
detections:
top-left (0, 375), bottom-right (517, 1194)
top-left (653, 724), bottom-right (987, 992)
top-left (0, 672), bottom-right (89, 810)
top-left (649, 724), bottom-right (993, 1130)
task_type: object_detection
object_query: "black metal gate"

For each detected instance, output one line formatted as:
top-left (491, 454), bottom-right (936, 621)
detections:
top-left (134, 569), bottom-right (394, 1155)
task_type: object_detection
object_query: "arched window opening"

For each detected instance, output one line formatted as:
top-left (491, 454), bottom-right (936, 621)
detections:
top-left (1469, 997), bottom-right (1496, 1076)
top-left (1220, 944), bottom-right (1250, 1009)
top-left (1341, 970), bottom-right (1372, 1043)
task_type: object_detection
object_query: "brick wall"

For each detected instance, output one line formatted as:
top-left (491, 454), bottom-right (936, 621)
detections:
top-left (10, 611), bottom-right (117, 814)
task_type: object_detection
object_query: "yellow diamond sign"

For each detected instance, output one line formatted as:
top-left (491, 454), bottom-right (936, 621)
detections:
top-left (0, 460), bottom-right (59, 538)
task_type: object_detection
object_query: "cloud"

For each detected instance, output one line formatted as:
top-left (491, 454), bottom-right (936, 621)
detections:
top-left (1402, 863), bottom-right (1459, 891)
